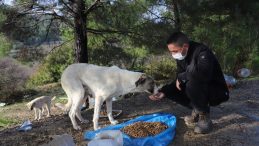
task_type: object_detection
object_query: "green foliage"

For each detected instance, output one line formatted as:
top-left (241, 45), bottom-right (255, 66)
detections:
top-left (144, 55), bottom-right (177, 81)
top-left (0, 6), bottom-right (11, 57)
top-left (60, 27), bottom-right (74, 42)
top-left (85, 0), bottom-right (173, 72)
top-left (88, 34), bottom-right (128, 66)
top-left (0, 9), bottom-right (7, 27)
top-left (123, 46), bottom-right (149, 69)
top-left (181, 1), bottom-right (259, 75)
top-left (27, 64), bottom-right (53, 86)
top-left (88, 0), bottom-right (171, 55)
top-left (27, 43), bottom-right (74, 86)
top-left (245, 47), bottom-right (259, 74)
top-left (123, 46), bottom-right (149, 59)
top-left (2, 0), bottom-right (259, 89)
top-left (88, 34), bottom-right (150, 70)
top-left (0, 33), bottom-right (11, 57)
top-left (26, 26), bottom-right (74, 87)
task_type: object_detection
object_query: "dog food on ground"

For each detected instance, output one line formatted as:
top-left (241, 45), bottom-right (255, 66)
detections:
top-left (121, 122), bottom-right (168, 138)
top-left (100, 110), bottom-right (109, 116)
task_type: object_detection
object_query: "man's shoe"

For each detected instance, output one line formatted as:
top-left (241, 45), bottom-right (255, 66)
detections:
top-left (184, 110), bottom-right (199, 127)
top-left (194, 112), bottom-right (212, 134)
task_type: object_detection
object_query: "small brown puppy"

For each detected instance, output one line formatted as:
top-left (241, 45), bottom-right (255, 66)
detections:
top-left (26, 96), bottom-right (56, 120)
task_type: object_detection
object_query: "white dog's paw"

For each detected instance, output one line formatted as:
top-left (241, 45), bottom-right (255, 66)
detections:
top-left (94, 126), bottom-right (101, 131)
top-left (73, 125), bottom-right (82, 130)
top-left (111, 120), bottom-right (119, 125)
top-left (81, 119), bottom-right (89, 123)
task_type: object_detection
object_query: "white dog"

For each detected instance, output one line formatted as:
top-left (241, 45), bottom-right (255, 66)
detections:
top-left (27, 96), bottom-right (56, 120)
top-left (59, 63), bottom-right (157, 130)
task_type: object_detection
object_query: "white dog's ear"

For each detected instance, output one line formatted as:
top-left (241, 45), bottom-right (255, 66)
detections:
top-left (30, 103), bottom-right (35, 110)
top-left (135, 74), bottom-right (147, 87)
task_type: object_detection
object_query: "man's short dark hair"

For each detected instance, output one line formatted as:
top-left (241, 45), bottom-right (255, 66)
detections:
top-left (167, 32), bottom-right (189, 47)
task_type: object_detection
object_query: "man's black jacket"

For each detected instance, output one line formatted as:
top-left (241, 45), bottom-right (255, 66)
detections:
top-left (160, 41), bottom-right (229, 106)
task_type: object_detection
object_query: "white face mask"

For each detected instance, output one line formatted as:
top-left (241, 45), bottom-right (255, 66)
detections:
top-left (172, 53), bottom-right (186, 60)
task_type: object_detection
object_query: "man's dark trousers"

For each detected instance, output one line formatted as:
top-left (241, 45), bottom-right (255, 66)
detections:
top-left (160, 80), bottom-right (210, 113)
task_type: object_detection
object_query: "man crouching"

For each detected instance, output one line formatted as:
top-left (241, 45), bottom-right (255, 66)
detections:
top-left (149, 32), bottom-right (229, 134)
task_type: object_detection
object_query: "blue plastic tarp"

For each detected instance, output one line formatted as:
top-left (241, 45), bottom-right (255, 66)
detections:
top-left (84, 113), bottom-right (176, 146)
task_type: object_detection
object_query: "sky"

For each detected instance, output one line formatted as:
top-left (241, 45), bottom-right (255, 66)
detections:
top-left (1, 0), bottom-right (14, 5)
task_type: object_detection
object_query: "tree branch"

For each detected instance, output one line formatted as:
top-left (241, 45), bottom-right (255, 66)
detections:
top-left (59, 0), bottom-right (76, 14)
top-left (86, 27), bottom-right (162, 39)
top-left (85, 0), bottom-right (102, 15)
top-left (48, 38), bottom-right (74, 54)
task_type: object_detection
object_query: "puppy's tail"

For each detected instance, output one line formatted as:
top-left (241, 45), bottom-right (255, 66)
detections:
top-left (52, 96), bottom-right (57, 101)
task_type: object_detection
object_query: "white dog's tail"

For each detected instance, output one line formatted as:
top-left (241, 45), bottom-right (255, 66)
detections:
top-left (54, 97), bottom-right (72, 113)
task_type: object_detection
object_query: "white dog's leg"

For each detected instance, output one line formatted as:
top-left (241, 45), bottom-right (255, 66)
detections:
top-left (76, 98), bottom-right (89, 123)
top-left (63, 78), bottom-right (87, 130)
top-left (46, 104), bottom-right (51, 117)
top-left (69, 105), bottom-right (81, 130)
top-left (69, 89), bottom-right (85, 130)
top-left (76, 109), bottom-right (89, 123)
top-left (106, 98), bottom-right (118, 125)
top-left (38, 109), bottom-right (42, 120)
top-left (93, 97), bottom-right (103, 130)
top-left (34, 108), bottom-right (38, 120)
top-left (42, 107), bottom-right (45, 115)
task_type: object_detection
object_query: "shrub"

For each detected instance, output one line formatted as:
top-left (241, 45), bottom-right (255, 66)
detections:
top-left (144, 55), bottom-right (177, 81)
top-left (0, 33), bottom-right (11, 57)
top-left (0, 57), bottom-right (32, 102)
top-left (27, 43), bottom-right (74, 86)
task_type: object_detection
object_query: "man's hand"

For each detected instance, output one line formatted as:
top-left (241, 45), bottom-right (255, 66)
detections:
top-left (149, 92), bottom-right (165, 101)
top-left (176, 79), bottom-right (181, 91)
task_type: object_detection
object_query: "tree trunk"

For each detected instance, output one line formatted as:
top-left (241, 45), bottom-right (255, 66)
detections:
top-left (172, 0), bottom-right (181, 31)
top-left (73, 0), bottom-right (88, 63)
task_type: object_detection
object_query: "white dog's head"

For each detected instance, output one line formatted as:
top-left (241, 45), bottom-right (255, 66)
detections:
top-left (26, 102), bottom-right (35, 110)
top-left (135, 74), bottom-right (158, 94)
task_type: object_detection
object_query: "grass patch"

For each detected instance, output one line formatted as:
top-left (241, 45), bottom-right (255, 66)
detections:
top-left (0, 82), bottom-right (66, 130)
top-left (0, 117), bottom-right (18, 128)
top-left (239, 75), bottom-right (259, 81)
top-left (247, 75), bottom-right (259, 80)
top-left (54, 95), bottom-right (67, 104)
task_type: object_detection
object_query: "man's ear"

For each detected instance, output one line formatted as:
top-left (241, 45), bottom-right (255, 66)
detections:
top-left (135, 74), bottom-right (147, 87)
top-left (182, 43), bottom-right (189, 56)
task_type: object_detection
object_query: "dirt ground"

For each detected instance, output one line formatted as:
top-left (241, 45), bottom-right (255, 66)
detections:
top-left (0, 80), bottom-right (259, 146)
